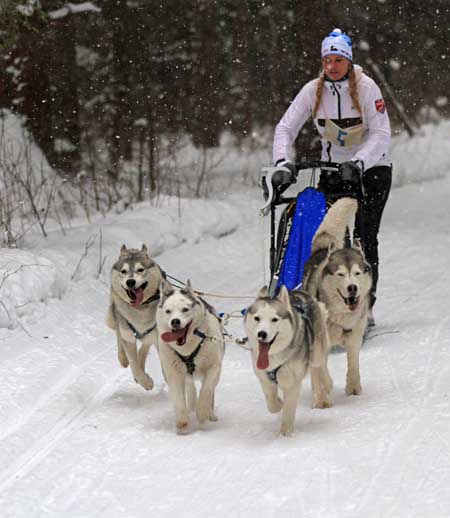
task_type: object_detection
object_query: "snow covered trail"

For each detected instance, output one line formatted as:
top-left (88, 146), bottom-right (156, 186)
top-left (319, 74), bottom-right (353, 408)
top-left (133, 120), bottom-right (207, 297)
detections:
top-left (1, 178), bottom-right (450, 518)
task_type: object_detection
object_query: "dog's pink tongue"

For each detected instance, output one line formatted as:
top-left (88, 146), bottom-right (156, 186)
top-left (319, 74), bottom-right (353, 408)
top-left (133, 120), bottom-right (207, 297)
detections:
top-left (131, 288), bottom-right (144, 306)
top-left (161, 329), bottom-right (185, 342)
top-left (257, 342), bottom-right (270, 370)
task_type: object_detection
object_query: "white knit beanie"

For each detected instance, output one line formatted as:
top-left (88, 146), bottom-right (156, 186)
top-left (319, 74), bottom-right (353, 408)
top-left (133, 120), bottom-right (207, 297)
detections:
top-left (321, 28), bottom-right (353, 61)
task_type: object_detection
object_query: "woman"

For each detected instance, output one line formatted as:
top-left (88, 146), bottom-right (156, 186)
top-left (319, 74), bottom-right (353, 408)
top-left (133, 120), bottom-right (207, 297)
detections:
top-left (272, 28), bottom-right (392, 321)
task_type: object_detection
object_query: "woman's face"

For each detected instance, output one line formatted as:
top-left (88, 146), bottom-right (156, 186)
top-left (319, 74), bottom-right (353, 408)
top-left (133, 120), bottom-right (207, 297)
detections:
top-left (322, 55), bottom-right (351, 81)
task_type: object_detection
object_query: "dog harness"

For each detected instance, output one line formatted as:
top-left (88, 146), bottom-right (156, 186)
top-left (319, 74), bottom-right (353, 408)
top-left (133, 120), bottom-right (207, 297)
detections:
top-left (125, 284), bottom-right (162, 339)
top-left (140, 268), bottom-right (168, 305)
top-left (266, 299), bottom-right (314, 384)
top-left (174, 329), bottom-right (206, 375)
top-left (127, 321), bottom-right (156, 341)
top-left (292, 300), bottom-right (314, 353)
top-left (266, 365), bottom-right (282, 384)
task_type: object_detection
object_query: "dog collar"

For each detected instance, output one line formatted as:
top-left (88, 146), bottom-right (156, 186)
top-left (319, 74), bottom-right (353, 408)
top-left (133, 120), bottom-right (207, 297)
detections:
top-left (142, 290), bottom-right (160, 305)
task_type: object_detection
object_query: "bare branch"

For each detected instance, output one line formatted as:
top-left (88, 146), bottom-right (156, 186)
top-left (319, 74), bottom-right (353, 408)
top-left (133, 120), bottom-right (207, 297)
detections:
top-left (71, 234), bottom-right (97, 280)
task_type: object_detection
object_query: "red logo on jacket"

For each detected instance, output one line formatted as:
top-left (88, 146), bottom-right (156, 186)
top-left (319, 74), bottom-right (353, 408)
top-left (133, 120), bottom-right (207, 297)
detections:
top-left (375, 98), bottom-right (386, 113)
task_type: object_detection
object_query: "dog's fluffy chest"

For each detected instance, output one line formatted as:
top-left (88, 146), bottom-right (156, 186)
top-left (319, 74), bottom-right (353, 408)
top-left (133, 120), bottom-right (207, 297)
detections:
top-left (161, 334), bottom-right (223, 377)
top-left (327, 304), bottom-right (368, 348)
top-left (113, 293), bottom-right (157, 330)
top-left (252, 341), bottom-right (302, 373)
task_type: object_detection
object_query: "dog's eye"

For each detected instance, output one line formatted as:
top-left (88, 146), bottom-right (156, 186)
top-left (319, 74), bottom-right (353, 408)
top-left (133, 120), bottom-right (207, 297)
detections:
top-left (182, 307), bottom-right (189, 313)
top-left (121, 269), bottom-right (127, 275)
top-left (337, 272), bottom-right (345, 277)
top-left (136, 268), bottom-right (144, 273)
top-left (254, 316), bottom-right (260, 322)
top-left (271, 318), bottom-right (279, 323)
top-left (355, 271), bottom-right (361, 276)
top-left (165, 309), bottom-right (171, 315)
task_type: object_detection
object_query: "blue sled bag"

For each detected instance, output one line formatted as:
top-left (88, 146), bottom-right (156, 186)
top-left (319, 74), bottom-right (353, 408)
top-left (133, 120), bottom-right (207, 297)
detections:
top-left (277, 187), bottom-right (327, 291)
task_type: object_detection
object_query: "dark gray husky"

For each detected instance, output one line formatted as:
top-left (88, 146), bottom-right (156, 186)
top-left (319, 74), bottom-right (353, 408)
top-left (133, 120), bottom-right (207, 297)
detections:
top-left (107, 244), bottom-right (164, 390)
top-left (303, 197), bottom-right (373, 396)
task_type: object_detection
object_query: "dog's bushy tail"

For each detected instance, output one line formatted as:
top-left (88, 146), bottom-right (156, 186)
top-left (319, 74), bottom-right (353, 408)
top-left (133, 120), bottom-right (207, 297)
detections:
top-left (311, 197), bottom-right (358, 254)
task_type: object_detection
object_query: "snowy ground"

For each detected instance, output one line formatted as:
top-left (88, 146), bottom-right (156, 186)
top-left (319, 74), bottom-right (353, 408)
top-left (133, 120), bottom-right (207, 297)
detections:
top-left (1, 161), bottom-right (450, 517)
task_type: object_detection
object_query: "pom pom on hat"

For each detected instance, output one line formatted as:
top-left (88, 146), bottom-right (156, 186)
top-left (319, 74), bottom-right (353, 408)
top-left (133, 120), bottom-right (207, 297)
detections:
top-left (321, 28), bottom-right (353, 61)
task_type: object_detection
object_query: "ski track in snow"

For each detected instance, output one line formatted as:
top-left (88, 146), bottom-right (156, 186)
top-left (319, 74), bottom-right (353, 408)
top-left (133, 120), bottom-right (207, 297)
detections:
top-left (1, 178), bottom-right (450, 517)
top-left (0, 365), bottom-right (120, 493)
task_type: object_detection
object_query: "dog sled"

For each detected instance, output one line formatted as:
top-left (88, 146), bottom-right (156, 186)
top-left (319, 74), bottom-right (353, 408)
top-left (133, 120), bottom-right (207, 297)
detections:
top-left (260, 160), bottom-right (364, 297)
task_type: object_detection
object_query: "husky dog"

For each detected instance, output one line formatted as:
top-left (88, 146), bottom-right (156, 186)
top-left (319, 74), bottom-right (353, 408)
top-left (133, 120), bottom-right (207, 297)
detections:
top-left (244, 285), bottom-right (331, 436)
top-left (156, 280), bottom-right (225, 433)
top-left (303, 197), bottom-right (373, 396)
top-left (107, 244), bottom-right (164, 390)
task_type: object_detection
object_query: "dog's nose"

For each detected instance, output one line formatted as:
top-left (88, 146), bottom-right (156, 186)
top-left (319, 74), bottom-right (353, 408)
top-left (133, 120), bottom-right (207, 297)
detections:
top-left (257, 330), bottom-right (268, 341)
top-left (126, 279), bottom-right (136, 288)
top-left (171, 318), bottom-right (181, 329)
top-left (347, 284), bottom-right (357, 296)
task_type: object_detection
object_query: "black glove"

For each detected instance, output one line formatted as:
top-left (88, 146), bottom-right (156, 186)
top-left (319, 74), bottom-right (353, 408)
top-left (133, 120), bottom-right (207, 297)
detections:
top-left (340, 160), bottom-right (363, 183)
top-left (272, 160), bottom-right (297, 190)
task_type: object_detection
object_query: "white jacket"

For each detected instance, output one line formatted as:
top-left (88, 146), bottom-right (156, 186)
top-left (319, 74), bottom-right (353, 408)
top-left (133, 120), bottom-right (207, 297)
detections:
top-left (273, 65), bottom-right (391, 170)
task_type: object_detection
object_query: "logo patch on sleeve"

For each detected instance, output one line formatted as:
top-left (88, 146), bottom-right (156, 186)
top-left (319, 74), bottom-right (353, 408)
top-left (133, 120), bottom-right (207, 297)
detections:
top-left (375, 98), bottom-right (386, 113)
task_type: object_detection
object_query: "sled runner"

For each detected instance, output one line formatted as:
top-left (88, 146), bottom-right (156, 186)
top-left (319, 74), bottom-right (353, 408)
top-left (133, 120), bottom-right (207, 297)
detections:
top-left (260, 161), bottom-right (364, 297)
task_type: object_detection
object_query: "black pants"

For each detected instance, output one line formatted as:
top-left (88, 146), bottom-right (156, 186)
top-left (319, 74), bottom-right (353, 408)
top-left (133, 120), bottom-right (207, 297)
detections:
top-left (317, 165), bottom-right (392, 306)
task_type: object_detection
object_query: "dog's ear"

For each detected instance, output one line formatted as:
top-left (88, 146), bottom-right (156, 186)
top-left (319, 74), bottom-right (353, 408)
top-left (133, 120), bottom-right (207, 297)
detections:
top-left (185, 279), bottom-right (193, 293)
top-left (159, 279), bottom-right (174, 299)
top-left (120, 244), bottom-right (128, 257)
top-left (325, 242), bottom-right (336, 261)
top-left (353, 238), bottom-right (370, 264)
top-left (277, 285), bottom-right (292, 310)
top-left (258, 285), bottom-right (269, 298)
top-left (352, 238), bottom-right (365, 254)
top-left (141, 243), bottom-right (149, 254)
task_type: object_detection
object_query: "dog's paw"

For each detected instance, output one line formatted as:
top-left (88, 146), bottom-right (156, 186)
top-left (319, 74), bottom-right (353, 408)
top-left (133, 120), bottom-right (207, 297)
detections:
top-left (345, 382), bottom-right (362, 396)
top-left (196, 406), bottom-right (213, 424)
top-left (176, 418), bottom-right (190, 434)
top-left (135, 374), bottom-right (154, 391)
top-left (313, 395), bottom-right (333, 409)
top-left (279, 423), bottom-right (294, 437)
top-left (267, 398), bottom-right (283, 413)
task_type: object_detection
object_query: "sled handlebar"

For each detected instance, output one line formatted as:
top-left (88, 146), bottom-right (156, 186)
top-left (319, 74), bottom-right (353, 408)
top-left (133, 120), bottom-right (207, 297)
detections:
top-left (295, 160), bottom-right (341, 172)
top-left (260, 161), bottom-right (344, 214)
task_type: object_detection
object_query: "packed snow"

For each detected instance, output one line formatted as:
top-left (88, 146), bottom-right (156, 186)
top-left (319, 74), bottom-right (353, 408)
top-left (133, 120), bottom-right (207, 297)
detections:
top-left (1, 119), bottom-right (450, 517)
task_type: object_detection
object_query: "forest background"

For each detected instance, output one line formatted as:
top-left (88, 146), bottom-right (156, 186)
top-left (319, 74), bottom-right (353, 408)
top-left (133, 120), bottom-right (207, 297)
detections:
top-left (0, 1), bottom-right (448, 225)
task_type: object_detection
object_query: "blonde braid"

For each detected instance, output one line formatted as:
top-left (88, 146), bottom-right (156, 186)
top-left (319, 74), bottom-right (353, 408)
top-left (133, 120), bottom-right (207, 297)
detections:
top-left (313, 66), bottom-right (362, 118)
top-left (348, 66), bottom-right (362, 114)
top-left (312, 73), bottom-right (325, 119)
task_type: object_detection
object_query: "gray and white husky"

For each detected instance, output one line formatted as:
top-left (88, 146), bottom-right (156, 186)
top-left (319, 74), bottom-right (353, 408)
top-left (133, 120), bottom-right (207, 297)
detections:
top-left (244, 285), bottom-right (331, 436)
top-left (303, 197), bottom-right (373, 396)
top-left (107, 244), bottom-right (164, 390)
top-left (156, 280), bottom-right (225, 434)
